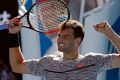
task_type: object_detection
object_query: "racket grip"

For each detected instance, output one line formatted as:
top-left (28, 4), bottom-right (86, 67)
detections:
top-left (8, 33), bottom-right (19, 48)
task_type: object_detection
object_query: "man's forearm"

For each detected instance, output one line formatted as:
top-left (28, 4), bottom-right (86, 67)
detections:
top-left (9, 47), bottom-right (25, 72)
top-left (105, 29), bottom-right (120, 53)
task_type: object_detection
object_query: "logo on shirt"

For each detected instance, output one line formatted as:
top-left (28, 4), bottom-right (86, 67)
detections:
top-left (0, 11), bottom-right (11, 25)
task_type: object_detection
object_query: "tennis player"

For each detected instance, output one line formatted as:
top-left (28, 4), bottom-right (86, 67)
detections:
top-left (8, 18), bottom-right (120, 80)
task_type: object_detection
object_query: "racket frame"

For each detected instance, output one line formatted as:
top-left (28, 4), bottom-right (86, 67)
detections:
top-left (21, 0), bottom-right (70, 34)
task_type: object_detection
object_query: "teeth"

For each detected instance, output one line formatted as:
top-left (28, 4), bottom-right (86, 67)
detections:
top-left (59, 43), bottom-right (64, 47)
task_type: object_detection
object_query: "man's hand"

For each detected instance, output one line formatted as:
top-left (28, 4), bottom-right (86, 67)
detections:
top-left (93, 21), bottom-right (112, 35)
top-left (9, 17), bottom-right (23, 34)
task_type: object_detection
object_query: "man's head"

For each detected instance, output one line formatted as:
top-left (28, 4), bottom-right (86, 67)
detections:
top-left (57, 20), bottom-right (84, 53)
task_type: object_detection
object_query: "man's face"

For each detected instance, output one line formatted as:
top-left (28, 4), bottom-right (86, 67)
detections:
top-left (57, 28), bottom-right (79, 53)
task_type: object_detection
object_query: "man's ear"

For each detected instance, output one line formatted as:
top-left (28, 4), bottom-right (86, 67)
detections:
top-left (75, 37), bottom-right (81, 47)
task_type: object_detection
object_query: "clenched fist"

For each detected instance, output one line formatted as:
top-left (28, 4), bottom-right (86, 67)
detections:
top-left (9, 17), bottom-right (23, 34)
top-left (94, 21), bottom-right (112, 35)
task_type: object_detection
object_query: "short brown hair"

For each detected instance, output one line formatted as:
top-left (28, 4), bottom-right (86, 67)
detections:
top-left (60, 20), bottom-right (85, 41)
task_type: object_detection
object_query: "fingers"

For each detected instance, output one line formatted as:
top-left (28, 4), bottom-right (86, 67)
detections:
top-left (94, 21), bottom-right (108, 29)
top-left (9, 17), bottom-right (23, 34)
top-left (9, 17), bottom-right (21, 28)
top-left (93, 21), bottom-right (112, 34)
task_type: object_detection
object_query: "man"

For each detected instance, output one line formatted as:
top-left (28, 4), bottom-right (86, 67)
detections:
top-left (8, 18), bottom-right (120, 80)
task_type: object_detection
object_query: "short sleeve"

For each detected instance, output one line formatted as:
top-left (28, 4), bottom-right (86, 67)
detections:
top-left (26, 58), bottom-right (45, 76)
top-left (91, 53), bottom-right (116, 71)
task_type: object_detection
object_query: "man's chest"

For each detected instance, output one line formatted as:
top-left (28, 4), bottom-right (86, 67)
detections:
top-left (43, 58), bottom-right (97, 80)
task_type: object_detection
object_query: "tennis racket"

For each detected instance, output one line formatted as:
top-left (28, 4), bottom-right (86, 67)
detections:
top-left (0, 0), bottom-right (70, 34)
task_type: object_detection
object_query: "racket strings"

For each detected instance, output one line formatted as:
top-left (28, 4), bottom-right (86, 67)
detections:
top-left (29, 0), bottom-right (68, 33)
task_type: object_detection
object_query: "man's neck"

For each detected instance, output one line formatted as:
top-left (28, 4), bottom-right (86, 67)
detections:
top-left (63, 51), bottom-right (79, 60)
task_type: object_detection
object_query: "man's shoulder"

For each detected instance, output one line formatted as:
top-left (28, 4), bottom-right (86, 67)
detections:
top-left (83, 52), bottom-right (105, 59)
top-left (85, 52), bottom-right (104, 56)
top-left (42, 54), bottom-right (62, 61)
